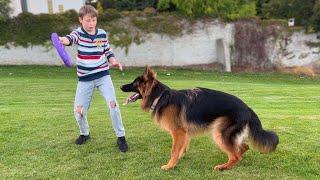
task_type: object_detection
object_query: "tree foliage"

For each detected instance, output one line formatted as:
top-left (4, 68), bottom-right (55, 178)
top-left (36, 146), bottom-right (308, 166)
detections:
top-left (309, 0), bottom-right (320, 31)
top-left (99, 0), bottom-right (157, 10)
top-left (157, 0), bottom-right (256, 20)
top-left (260, 0), bottom-right (316, 28)
top-left (0, 0), bottom-right (12, 21)
top-left (0, 10), bottom-right (77, 47)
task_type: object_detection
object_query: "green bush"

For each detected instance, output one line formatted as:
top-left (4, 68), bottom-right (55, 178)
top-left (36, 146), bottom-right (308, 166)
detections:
top-left (309, 1), bottom-right (320, 32)
top-left (99, 9), bottom-right (122, 22)
top-left (0, 11), bottom-right (78, 47)
top-left (261, 0), bottom-right (314, 26)
top-left (157, 0), bottom-right (256, 20)
top-left (100, 0), bottom-right (158, 10)
top-left (0, 0), bottom-right (12, 21)
top-left (0, 9), bottom-right (187, 49)
top-left (256, 0), bottom-right (266, 16)
top-left (0, 20), bottom-right (11, 46)
top-left (130, 15), bottom-right (182, 36)
top-left (157, 0), bottom-right (176, 11)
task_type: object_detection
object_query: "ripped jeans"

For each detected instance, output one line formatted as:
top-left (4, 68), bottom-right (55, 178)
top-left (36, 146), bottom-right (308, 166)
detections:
top-left (74, 75), bottom-right (125, 137)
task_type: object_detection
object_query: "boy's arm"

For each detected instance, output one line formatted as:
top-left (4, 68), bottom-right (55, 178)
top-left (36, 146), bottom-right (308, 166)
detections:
top-left (104, 35), bottom-right (122, 71)
top-left (59, 31), bottom-right (79, 46)
top-left (109, 57), bottom-right (123, 71)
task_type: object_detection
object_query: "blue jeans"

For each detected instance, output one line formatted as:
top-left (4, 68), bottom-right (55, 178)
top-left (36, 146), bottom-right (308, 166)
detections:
top-left (74, 75), bottom-right (125, 137)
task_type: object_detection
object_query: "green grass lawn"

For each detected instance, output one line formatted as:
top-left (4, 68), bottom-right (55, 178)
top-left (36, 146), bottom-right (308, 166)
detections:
top-left (0, 66), bottom-right (319, 179)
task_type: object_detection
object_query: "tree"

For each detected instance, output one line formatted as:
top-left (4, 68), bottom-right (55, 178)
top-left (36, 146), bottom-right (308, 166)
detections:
top-left (157, 0), bottom-right (256, 20)
top-left (310, 0), bottom-right (320, 31)
top-left (256, 0), bottom-right (269, 16)
top-left (0, 0), bottom-right (12, 21)
top-left (99, 0), bottom-right (158, 10)
top-left (261, 0), bottom-right (315, 26)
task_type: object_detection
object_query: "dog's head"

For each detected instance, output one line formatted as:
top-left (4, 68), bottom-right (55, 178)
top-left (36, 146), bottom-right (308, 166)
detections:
top-left (121, 66), bottom-right (157, 105)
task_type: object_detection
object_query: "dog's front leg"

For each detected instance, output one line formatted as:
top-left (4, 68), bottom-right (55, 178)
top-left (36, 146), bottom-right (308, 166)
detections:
top-left (161, 129), bottom-right (187, 171)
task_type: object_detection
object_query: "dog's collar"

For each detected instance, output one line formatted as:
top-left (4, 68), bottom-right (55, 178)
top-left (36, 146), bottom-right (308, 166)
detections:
top-left (150, 92), bottom-right (164, 111)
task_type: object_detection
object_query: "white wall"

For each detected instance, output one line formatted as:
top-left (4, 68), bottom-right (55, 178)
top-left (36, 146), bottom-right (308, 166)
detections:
top-left (0, 21), bottom-right (234, 68)
top-left (115, 21), bottom-right (233, 69)
top-left (0, 21), bottom-right (319, 70)
top-left (266, 31), bottom-right (320, 67)
top-left (9, 0), bottom-right (85, 16)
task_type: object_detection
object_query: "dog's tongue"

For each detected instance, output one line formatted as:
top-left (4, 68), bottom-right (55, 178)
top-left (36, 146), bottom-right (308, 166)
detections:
top-left (123, 93), bottom-right (140, 105)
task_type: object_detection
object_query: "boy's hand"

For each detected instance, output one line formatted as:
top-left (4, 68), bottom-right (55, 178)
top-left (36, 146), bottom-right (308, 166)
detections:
top-left (109, 57), bottom-right (123, 71)
top-left (58, 37), bottom-right (70, 46)
top-left (112, 62), bottom-right (123, 71)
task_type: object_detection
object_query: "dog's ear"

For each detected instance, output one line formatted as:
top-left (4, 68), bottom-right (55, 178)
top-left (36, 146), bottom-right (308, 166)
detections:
top-left (143, 66), bottom-right (156, 80)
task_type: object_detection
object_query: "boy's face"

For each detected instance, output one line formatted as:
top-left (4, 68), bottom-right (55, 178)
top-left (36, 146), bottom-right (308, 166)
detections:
top-left (79, 15), bottom-right (97, 34)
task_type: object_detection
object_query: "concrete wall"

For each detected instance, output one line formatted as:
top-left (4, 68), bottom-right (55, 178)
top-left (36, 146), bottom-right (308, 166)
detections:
top-left (0, 21), bottom-right (234, 70)
top-left (116, 21), bottom-right (233, 69)
top-left (0, 20), bottom-right (319, 70)
top-left (267, 31), bottom-right (320, 67)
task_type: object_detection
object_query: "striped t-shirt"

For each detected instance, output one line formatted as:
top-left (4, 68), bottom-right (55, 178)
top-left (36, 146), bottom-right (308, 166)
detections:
top-left (65, 27), bottom-right (114, 81)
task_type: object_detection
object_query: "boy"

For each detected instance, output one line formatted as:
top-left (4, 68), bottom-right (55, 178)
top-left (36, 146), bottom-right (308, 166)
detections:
top-left (59, 5), bottom-right (128, 152)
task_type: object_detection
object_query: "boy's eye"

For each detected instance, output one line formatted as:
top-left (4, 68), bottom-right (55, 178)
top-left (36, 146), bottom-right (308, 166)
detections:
top-left (86, 19), bottom-right (96, 23)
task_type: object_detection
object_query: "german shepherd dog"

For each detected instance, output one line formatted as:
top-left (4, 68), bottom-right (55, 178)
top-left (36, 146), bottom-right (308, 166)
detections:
top-left (121, 66), bottom-right (279, 171)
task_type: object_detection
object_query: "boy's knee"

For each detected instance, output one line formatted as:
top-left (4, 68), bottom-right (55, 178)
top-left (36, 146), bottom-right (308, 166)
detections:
top-left (109, 101), bottom-right (117, 108)
top-left (75, 105), bottom-right (84, 117)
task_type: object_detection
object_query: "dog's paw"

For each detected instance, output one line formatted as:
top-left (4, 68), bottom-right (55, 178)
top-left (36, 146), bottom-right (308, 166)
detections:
top-left (213, 164), bottom-right (228, 171)
top-left (161, 164), bottom-right (173, 171)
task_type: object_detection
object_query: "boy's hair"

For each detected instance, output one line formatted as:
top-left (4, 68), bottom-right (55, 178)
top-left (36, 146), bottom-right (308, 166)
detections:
top-left (79, 5), bottom-right (98, 19)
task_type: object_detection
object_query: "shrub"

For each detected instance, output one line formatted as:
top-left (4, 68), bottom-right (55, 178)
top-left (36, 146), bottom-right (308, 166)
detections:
top-left (130, 15), bottom-right (183, 36)
top-left (100, 0), bottom-right (158, 10)
top-left (0, 0), bottom-right (12, 21)
top-left (310, 1), bottom-right (320, 32)
top-left (157, 0), bottom-right (256, 20)
top-left (0, 19), bottom-right (11, 46)
top-left (1, 12), bottom-right (77, 47)
top-left (261, 0), bottom-right (314, 26)
top-left (143, 7), bottom-right (157, 16)
top-left (99, 9), bottom-right (122, 22)
top-left (157, 0), bottom-right (176, 11)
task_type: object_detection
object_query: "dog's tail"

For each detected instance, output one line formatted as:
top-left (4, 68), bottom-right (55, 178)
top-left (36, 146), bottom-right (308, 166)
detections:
top-left (248, 108), bottom-right (279, 153)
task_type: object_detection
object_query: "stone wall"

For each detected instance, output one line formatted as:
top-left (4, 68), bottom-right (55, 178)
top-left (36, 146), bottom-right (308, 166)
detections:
top-left (267, 31), bottom-right (319, 67)
top-left (0, 21), bottom-right (233, 71)
top-left (0, 20), bottom-right (319, 73)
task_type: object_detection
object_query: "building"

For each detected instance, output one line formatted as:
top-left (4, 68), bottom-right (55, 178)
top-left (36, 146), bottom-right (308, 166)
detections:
top-left (10, 0), bottom-right (86, 16)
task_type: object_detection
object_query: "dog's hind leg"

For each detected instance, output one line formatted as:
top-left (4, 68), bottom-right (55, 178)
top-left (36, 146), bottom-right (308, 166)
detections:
top-left (235, 126), bottom-right (250, 157)
top-left (161, 129), bottom-right (188, 171)
top-left (212, 131), bottom-right (243, 171)
top-left (239, 143), bottom-right (249, 156)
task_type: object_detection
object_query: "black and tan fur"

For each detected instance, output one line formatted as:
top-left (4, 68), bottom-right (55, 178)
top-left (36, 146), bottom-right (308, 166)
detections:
top-left (121, 66), bottom-right (279, 171)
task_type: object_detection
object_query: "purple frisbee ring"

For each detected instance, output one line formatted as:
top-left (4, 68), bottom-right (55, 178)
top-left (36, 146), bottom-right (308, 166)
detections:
top-left (51, 33), bottom-right (72, 67)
